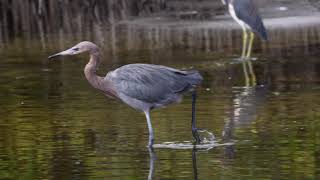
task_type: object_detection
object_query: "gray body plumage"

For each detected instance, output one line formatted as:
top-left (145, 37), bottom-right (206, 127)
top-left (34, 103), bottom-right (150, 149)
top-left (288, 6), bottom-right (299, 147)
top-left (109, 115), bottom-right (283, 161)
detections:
top-left (230, 0), bottom-right (267, 40)
top-left (106, 64), bottom-right (203, 111)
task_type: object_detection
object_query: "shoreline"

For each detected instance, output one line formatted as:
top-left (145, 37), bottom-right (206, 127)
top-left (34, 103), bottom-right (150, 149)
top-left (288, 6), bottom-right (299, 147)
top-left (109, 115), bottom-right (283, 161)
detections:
top-left (121, 14), bottom-right (320, 30)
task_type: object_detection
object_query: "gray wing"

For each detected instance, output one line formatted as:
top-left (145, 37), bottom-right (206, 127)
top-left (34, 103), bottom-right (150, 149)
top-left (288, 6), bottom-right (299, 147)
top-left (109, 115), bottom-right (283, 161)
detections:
top-left (234, 0), bottom-right (267, 40)
top-left (105, 64), bottom-right (202, 104)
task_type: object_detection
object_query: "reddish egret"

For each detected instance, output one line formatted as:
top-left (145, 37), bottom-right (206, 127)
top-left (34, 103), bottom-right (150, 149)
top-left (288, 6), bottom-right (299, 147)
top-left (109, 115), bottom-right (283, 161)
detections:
top-left (48, 41), bottom-right (203, 147)
top-left (222, 0), bottom-right (267, 58)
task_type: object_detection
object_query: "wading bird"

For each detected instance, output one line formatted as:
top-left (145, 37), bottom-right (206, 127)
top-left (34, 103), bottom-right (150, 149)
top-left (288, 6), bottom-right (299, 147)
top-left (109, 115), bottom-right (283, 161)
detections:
top-left (222, 0), bottom-right (267, 59)
top-left (48, 41), bottom-right (203, 147)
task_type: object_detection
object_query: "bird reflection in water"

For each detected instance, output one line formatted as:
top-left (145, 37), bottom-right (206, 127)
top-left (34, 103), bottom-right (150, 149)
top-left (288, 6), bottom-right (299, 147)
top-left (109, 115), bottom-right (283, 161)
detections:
top-left (147, 147), bottom-right (156, 180)
top-left (192, 148), bottom-right (199, 180)
top-left (241, 59), bottom-right (257, 87)
top-left (222, 85), bottom-right (268, 158)
top-left (146, 147), bottom-right (200, 180)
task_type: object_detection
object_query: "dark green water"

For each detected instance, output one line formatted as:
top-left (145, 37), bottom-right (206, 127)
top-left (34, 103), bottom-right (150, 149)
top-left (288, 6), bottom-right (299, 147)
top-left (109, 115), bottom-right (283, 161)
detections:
top-left (1, 21), bottom-right (320, 179)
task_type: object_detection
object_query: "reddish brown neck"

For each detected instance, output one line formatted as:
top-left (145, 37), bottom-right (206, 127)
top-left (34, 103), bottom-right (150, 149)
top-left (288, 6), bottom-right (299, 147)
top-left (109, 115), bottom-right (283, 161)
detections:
top-left (84, 53), bottom-right (117, 98)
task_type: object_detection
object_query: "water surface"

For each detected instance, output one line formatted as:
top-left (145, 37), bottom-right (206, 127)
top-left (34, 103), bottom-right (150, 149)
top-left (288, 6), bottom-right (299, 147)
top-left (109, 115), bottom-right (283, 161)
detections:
top-left (1, 3), bottom-right (320, 179)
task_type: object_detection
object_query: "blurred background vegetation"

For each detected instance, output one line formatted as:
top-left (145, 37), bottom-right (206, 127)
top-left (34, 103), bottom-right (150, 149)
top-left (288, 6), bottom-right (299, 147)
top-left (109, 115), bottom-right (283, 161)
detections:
top-left (0, 0), bottom-right (219, 40)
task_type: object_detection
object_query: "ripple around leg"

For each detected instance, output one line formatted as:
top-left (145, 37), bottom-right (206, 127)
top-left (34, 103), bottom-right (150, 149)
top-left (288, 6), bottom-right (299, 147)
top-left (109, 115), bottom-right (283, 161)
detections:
top-left (152, 141), bottom-right (234, 150)
top-left (152, 130), bottom-right (233, 150)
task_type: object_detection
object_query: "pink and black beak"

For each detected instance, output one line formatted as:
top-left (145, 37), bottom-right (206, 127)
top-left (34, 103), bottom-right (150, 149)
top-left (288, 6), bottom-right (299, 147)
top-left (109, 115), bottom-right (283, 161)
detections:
top-left (48, 47), bottom-right (80, 59)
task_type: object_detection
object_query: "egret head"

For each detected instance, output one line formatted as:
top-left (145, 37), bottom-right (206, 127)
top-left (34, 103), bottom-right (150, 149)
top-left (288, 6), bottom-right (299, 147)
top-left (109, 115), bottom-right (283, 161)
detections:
top-left (48, 41), bottom-right (99, 59)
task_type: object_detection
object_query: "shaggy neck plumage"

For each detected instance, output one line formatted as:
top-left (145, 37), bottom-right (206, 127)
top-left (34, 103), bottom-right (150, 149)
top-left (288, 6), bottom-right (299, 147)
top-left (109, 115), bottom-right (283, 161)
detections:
top-left (84, 52), bottom-right (103, 89)
top-left (84, 51), bottom-right (116, 98)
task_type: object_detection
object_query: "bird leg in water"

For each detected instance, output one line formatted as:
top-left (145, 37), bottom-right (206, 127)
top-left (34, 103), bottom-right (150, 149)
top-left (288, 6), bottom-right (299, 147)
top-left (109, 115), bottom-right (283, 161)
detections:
top-left (246, 32), bottom-right (257, 86)
top-left (241, 29), bottom-right (248, 59)
top-left (246, 32), bottom-right (255, 59)
top-left (247, 60), bottom-right (257, 86)
top-left (192, 91), bottom-right (201, 144)
top-left (144, 111), bottom-right (154, 147)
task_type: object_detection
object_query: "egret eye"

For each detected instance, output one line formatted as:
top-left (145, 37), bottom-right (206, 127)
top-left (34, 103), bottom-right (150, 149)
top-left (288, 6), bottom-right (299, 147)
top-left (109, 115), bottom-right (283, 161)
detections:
top-left (72, 47), bottom-right (79, 51)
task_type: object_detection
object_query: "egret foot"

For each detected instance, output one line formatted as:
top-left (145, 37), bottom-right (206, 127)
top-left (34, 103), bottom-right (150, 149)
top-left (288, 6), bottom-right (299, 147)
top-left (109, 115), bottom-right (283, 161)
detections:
top-left (148, 138), bottom-right (154, 148)
top-left (192, 128), bottom-right (202, 144)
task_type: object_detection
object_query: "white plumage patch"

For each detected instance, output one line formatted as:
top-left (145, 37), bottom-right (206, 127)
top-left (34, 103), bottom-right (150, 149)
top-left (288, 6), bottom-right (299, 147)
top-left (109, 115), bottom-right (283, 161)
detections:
top-left (229, 3), bottom-right (251, 30)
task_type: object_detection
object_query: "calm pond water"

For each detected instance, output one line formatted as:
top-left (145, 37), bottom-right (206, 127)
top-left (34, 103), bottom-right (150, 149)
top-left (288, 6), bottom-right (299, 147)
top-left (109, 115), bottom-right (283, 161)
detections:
top-left (1, 11), bottom-right (320, 180)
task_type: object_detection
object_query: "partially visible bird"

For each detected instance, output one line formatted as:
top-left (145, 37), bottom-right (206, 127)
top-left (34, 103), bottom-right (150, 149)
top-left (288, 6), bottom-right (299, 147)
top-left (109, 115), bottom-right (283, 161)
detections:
top-left (48, 41), bottom-right (203, 147)
top-left (222, 0), bottom-right (268, 59)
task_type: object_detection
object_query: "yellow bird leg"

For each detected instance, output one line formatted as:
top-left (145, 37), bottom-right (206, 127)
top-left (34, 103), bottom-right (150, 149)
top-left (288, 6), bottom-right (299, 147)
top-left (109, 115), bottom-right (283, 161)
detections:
top-left (246, 32), bottom-right (255, 58)
top-left (241, 29), bottom-right (248, 59)
top-left (246, 60), bottom-right (257, 86)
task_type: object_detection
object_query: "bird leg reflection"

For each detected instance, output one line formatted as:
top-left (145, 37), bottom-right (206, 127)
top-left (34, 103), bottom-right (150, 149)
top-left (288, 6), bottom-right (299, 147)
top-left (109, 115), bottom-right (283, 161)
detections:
top-left (192, 91), bottom-right (201, 144)
top-left (192, 148), bottom-right (199, 180)
top-left (241, 60), bottom-right (250, 87)
top-left (242, 60), bottom-right (257, 87)
top-left (147, 147), bottom-right (156, 180)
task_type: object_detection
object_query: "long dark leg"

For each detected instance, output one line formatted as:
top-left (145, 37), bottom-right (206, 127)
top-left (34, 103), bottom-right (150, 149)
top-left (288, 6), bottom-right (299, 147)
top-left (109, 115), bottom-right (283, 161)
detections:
top-left (192, 91), bottom-right (201, 144)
